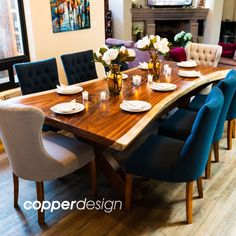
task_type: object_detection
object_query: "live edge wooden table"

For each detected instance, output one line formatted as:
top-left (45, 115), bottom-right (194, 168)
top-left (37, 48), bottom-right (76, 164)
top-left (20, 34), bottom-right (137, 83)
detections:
top-left (8, 62), bottom-right (230, 194)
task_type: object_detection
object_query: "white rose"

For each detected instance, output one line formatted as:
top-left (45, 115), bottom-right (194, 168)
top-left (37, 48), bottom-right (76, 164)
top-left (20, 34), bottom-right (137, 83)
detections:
top-left (108, 48), bottom-right (119, 60)
top-left (150, 35), bottom-right (155, 40)
top-left (153, 35), bottom-right (161, 49)
top-left (143, 36), bottom-right (150, 47)
top-left (158, 38), bottom-right (169, 54)
top-left (102, 52), bottom-right (111, 65)
top-left (95, 50), bottom-right (102, 58)
top-left (128, 49), bottom-right (136, 57)
top-left (119, 46), bottom-right (127, 53)
top-left (137, 39), bottom-right (146, 49)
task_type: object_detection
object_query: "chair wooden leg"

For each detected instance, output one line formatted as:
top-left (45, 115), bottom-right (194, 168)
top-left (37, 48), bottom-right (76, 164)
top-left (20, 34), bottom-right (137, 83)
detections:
top-left (13, 173), bottom-right (19, 208)
top-left (227, 120), bottom-right (233, 150)
top-left (186, 181), bottom-right (194, 224)
top-left (124, 174), bottom-right (133, 212)
top-left (205, 147), bottom-right (212, 179)
top-left (89, 159), bottom-right (96, 197)
top-left (213, 141), bottom-right (219, 162)
top-left (197, 177), bottom-right (203, 199)
top-left (233, 120), bottom-right (236, 139)
top-left (36, 182), bottom-right (45, 225)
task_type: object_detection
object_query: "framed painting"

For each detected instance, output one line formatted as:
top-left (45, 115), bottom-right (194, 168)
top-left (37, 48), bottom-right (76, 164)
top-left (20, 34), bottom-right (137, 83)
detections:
top-left (50, 0), bottom-right (90, 33)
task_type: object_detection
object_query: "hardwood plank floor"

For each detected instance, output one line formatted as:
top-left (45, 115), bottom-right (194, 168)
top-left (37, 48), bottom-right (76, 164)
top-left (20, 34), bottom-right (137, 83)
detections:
top-left (0, 129), bottom-right (236, 236)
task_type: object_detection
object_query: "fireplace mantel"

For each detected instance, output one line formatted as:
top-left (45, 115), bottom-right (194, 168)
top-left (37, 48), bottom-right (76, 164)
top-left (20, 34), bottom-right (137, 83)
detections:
top-left (131, 8), bottom-right (209, 42)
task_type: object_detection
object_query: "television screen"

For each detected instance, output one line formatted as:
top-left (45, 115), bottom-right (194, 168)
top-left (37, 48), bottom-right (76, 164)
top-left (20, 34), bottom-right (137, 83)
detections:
top-left (147, 0), bottom-right (192, 6)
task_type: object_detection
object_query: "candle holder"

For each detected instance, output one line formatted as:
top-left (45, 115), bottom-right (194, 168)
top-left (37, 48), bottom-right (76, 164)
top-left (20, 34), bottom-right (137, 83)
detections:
top-left (132, 75), bottom-right (142, 86)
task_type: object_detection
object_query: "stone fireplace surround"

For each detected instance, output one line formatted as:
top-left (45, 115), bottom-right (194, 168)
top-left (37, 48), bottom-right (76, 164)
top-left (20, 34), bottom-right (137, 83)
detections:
top-left (131, 8), bottom-right (209, 42)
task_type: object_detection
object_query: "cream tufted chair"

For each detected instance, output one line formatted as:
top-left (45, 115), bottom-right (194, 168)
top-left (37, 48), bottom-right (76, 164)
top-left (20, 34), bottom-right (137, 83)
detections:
top-left (0, 103), bottom-right (96, 224)
top-left (185, 42), bottom-right (222, 67)
top-left (185, 43), bottom-right (222, 94)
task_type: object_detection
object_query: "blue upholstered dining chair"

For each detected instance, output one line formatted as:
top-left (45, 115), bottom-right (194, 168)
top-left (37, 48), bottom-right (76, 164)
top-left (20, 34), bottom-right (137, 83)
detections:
top-left (14, 58), bottom-right (60, 132)
top-left (0, 103), bottom-right (96, 224)
top-left (158, 71), bottom-right (236, 178)
top-left (15, 58), bottom-right (60, 95)
top-left (124, 87), bottom-right (224, 224)
top-left (187, 69), bottom-right (236, 150)
top-left (61, 50), bottom-right (98, 85)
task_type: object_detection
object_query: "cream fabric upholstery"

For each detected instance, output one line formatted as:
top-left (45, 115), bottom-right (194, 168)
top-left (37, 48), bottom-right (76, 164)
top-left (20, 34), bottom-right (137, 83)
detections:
top-left (185, 43), bottom-right (222, 94)
top-left (185, 43), bottom-right (222, 67)
top-left (0, 103), bottom-right (95, 182)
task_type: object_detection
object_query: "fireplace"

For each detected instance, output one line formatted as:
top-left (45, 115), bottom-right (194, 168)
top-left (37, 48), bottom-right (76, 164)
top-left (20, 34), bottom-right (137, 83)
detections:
top-left (131, 7), bottom-right (209, 42)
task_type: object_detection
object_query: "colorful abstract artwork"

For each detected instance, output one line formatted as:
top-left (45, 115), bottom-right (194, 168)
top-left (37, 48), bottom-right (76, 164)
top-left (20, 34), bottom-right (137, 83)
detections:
top-left (50, 0), bottom-right (90, 33)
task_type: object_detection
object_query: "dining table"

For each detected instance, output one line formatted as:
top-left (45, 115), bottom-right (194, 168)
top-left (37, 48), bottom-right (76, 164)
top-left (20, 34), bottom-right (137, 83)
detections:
top-left (7, 61), bottom-right (230, 194)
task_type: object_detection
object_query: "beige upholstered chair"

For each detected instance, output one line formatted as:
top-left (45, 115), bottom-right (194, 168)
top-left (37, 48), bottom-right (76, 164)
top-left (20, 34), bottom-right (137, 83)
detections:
top-left (185, 42), bottom-right (222, 94)
top-left (0, 103), bottom-right (96, 224)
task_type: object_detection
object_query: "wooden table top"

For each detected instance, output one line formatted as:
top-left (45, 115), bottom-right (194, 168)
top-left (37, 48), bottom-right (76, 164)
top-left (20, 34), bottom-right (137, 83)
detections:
top-left (8, 62), bottom-right (230, 151)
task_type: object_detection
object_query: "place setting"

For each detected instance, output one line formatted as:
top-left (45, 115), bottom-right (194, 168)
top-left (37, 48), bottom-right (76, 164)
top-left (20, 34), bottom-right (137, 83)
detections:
top-left (177, 60), bottom-right (198, 68)
top-left (178, 70), bottom-right (201, 78)
top-left (50, 99), bottom-right (85, 115)
top-left (56, 84), bottom-right (83, 95)
top-left (120, 100), bottom-right (152, 113)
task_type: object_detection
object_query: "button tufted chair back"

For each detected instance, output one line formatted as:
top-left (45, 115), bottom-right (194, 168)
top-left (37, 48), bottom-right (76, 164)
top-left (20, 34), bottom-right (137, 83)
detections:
top-left (185, 43), bottom-right (222, 67)
top-left (14, 58), bottom-right (60, 95)
top-left (61, 50), bottom-right (98, 85)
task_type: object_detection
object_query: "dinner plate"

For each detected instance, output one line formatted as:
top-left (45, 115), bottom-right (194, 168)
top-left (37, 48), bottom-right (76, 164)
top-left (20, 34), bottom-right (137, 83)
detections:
top-left (56, 85), bottom-right (83, 95)
top-left (138, 62), bottom-right (148, 70)
top-left (178, 70), bottom-right (201, 78)
top-left (51, 102), bottom-right (85, 114)
top-left (151, 82), bottom-right (177, 92)
top-left (122, 73), bottom-right (128, 79)
top-left (120, 100), bottom-right (152, 113)
top-left (177, 60), bottom-right (198, 68)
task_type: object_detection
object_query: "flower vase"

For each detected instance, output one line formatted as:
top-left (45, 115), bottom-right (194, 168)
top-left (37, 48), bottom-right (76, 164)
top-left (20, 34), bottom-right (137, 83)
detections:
top-left (107, 64), bottom-right (123, 95)
top-left (148, 51), bottom-right (161, 80)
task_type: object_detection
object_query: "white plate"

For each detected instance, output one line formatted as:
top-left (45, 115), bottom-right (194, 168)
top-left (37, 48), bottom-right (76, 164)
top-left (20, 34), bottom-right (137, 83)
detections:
top-left (120, 100), bottom-right (152, 113)
top-left (178, 70), bottom-right (201, 78)
top-left (56, 85), bottom-right (83, 95)
top-left (138, 62), bottom-right (148, 70)
top-left (51, 102), bottom-right (85, 114)
top-left (151, 82), bottom-right (177, 92)
top-left (122, 74), bottom-right (128, 79)
top-left (177, 61), bottom-right (198, 68)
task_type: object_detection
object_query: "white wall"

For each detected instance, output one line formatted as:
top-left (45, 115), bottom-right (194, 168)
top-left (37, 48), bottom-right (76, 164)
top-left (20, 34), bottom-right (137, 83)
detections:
top-left (203, 0), bottom-right (224, 44)
top-left (222, 0), bottom-right (236, 21)
top-left (109, 0), bottom-right (132, 40)
top-left (23, 0), bottom-right (105, 84)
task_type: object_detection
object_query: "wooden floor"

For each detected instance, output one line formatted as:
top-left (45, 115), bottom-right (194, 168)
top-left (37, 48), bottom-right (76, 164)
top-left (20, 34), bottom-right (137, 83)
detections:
top-left (0, 129), bottom-right (236, 236)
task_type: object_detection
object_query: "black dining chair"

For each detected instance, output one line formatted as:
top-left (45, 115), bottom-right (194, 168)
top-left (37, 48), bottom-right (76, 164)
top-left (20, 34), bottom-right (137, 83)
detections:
top-left (14, 58), bottom-right (60, 132)
top-left (125, 87), bottom-right (224, 224)
top-left (14, 58), bottom-right (60, 95)
top-left (61, 50), bottom-right (98, 85)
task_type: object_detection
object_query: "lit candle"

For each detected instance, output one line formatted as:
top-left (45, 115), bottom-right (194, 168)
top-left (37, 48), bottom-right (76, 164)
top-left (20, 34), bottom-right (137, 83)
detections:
top-left (167, 67), bottom-right (172, 75)
top-left (100, 91), bottom-right (106, 100)
top-left (132, 75), bottom-right (141, 86)
top-left (163, 64), bottom-right (169, 75)
top-left (82, 91), bottom-right (88, 100)
top-left (147, 74), bottom-right (153, 82)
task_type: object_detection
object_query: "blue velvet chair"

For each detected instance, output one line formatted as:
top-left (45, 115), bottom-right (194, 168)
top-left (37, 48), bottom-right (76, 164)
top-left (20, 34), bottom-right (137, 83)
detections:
top-left (187, 70), bottom-right (236, 150)
top-left (14, 58), bottom-right (60, 95)
top-left (14, 58), bottom-right (60, 132)
top-left (124, 87), bottom-right (224, 224)
top-left (61, 50), bottom-right (98, 85)
top-left (158, 71), bottom-right (236, 178)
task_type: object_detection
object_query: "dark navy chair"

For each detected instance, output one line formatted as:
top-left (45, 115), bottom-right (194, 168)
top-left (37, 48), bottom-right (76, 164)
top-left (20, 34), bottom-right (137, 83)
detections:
top-left (158, 71), bottom-right (236, 178)
top-left (187, 70), bottom-right (236, 150)
top-left (61, 50), bottom-right (98, 85)
top-left (14, 58), bottom-right (60, 95)
top-left (124, 87), bottom-right (224, 224)
top-left (14, 58), bottom-right (60, 132)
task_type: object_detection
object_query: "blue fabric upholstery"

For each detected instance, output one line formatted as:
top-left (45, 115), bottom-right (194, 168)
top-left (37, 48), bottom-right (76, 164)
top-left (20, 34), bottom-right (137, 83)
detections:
top-left (189, 70), bottom-right (236, 116)
top-left (14, 58), bottom-right (59, 95)
top-left (158, 109), bottom-right (197, 141)
top-left (159, 72), bottom-right (236, 143)
top-left (61, 50), bottom-right (98, 85)
top-left (227, 70), bottom-right (236, 120)
top-left (126, 87), bottom-right (224, 182)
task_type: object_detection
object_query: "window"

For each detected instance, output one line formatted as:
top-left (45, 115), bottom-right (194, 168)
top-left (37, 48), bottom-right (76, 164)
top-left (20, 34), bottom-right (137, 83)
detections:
top-left (0, 0), bottom-right (29, 91)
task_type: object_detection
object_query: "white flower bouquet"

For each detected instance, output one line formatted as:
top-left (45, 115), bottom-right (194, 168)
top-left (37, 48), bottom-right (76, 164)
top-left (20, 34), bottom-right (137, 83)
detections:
top-left (93, 45), bottom-right (136, 67)
top-left (174, 31), bottom-right (193, 48)
top-left (136, 35), bottom-right (170, 54)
